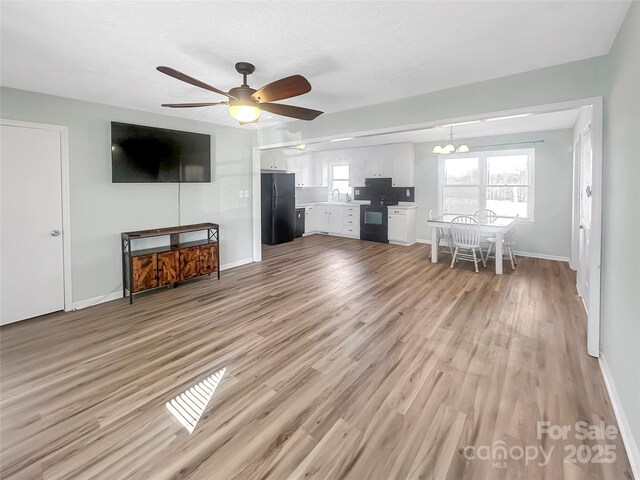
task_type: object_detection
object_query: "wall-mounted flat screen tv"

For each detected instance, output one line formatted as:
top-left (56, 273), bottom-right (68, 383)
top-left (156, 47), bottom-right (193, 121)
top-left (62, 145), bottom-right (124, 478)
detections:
top-left (111, 122), bottom-right (211, 183)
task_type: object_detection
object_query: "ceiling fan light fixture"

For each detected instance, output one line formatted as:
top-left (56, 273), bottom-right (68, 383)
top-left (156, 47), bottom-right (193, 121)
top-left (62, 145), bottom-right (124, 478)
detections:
top-left (229, 104), bottom-right (261, 123)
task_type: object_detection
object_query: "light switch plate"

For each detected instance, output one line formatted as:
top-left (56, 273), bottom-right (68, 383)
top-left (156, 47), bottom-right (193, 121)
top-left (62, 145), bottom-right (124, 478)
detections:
top-left (244, 190), bottom-right (250, 198)
top-left (239, 190), bottom-right (244, 198)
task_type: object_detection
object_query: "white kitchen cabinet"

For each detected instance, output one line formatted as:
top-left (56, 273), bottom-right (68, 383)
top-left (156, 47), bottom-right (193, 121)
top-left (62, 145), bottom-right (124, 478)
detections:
top-left (349, 154), bottom-right (365, 187)
top-left (316, 207), bottom-right (330, 233)
top-left (341, 205), bottom-right (360, 237)
top-left (388, 207), bottom-right (417, 245)
top-left (391, 143), bottom-right (415, 187)
top-left (287, 157), bottom-right (302, 186)
top-left (288, 154), bottom-right (316, 187)
top-left (328, 207), bottom-right (343, 234)
top-left (364, 145), bottom-right (393, 178)
top-left (261, 152), bottom-right (287, 171)
top-left (300, 156), bottom-right (316, 186)
top-left (304, 206), bottom-right (317, 234)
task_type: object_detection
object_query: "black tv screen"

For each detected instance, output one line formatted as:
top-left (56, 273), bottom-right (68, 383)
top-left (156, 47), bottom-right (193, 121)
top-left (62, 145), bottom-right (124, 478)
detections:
top-left (111, 122), bottom-right (211, 183)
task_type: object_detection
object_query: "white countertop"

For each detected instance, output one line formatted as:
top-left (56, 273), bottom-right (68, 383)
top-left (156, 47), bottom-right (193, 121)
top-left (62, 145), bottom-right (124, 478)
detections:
top-left (296, 201), bottom-right (417, 209)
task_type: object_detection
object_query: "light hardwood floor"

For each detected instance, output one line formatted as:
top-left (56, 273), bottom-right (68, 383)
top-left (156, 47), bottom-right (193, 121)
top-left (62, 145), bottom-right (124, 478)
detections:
top-left (0, 235), bottom-right (633, 479)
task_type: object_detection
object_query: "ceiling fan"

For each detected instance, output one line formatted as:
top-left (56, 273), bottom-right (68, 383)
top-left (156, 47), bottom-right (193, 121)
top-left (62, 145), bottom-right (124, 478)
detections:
top-left (156, 62), bottom-right (323, 125)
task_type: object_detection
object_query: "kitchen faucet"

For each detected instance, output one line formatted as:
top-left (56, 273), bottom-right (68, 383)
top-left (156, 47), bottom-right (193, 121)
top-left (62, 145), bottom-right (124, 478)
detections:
top-left (331, 188), bottom-right (341, 202)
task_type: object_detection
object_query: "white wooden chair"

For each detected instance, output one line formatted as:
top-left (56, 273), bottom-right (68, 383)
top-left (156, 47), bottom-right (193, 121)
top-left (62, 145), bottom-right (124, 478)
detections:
top-left (449, 215), bottom-right (485, 273)
top-left (429, 209), bottom-right (454, 257)
top-left (485, 214), bottom-right (519, 270)
top-left (474, 209), bottom-right (498, 223)
top-left (474, 209), bottom-right (498, 262)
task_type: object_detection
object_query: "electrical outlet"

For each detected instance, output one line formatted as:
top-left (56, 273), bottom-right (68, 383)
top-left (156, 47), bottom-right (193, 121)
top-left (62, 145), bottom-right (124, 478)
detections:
top-left (239, 190), bottom-right (244, 198)
top-left (244, 190), bottom-right (250, 198)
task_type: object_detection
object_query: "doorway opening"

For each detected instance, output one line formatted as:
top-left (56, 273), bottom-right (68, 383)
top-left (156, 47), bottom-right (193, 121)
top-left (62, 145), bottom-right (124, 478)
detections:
top-left (251, 97), bottom-right (603, 357)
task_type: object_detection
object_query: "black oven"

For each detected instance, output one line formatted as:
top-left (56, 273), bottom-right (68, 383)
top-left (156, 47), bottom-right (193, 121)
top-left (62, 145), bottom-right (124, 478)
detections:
top-left (360, 205), bottom-right (389, 243)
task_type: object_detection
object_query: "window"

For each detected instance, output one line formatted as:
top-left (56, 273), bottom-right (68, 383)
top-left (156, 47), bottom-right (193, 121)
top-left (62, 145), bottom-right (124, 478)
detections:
top-left (331, 165), bottom-right (350, 194)
top-left (439, 148), bottom-right (534, 220)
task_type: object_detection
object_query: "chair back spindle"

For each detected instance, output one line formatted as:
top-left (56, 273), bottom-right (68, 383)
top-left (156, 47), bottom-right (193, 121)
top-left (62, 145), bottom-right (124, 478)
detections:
top-left (450, 216), bottom-right (480, 248)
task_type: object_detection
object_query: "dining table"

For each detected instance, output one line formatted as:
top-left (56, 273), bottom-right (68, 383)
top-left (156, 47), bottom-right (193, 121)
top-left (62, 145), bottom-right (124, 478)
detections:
top-left (426, 214), bottom-right (516, 274)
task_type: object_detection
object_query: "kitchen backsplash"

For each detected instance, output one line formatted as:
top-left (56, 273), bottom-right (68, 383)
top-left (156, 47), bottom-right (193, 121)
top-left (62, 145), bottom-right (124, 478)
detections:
top-left (353, 186), bottom-right (415, 202)
top-left (394, 187), bottom-right (415, 202)
top-left (295, 186), bottom-right (328, 204)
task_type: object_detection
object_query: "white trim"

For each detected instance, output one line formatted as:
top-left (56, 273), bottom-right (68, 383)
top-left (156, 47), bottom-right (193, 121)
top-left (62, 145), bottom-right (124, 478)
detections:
top-left (251, 96), bottom-right (604, 359)
top-left (416, 238), bottom-right (431, 244)
top-left (73, 291), bottom-right (121, 310)
top-left (570, 138), bottom-right (581, 271)
top-left (599, 356), bottom-right (640, 480)
top-left (587, 98), bottom-right (603, 357)
top-left (73, 258), bottom-right (254, 310)
top-left (0, 118), bottom-right (73, 312)
top-left (220, 257), bottom-right (253, 270)
top-left (512, 250), bottom-right (570, 262)
top-left (252, 148), bottom-right (262, 262)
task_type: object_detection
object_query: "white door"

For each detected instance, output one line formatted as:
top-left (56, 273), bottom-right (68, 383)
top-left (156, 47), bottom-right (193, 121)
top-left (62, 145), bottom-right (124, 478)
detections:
top-left (1, 125), bottom-right (65, 325)
top-left (577, 126), bottom-right (592, 309)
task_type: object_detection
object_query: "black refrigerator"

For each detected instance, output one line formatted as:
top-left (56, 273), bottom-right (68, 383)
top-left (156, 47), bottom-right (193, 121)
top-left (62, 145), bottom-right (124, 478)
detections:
top-left (261, 172), bottom-right (295, 245)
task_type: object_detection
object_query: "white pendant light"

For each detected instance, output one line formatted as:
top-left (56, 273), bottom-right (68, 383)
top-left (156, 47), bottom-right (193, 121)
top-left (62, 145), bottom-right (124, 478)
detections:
top-left (435, 126), bottom-right (470, 154)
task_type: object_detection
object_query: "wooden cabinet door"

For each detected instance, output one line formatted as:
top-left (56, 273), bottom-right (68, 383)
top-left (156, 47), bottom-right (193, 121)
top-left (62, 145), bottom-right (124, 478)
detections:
top-left (179, 247), bottom-right (200, 281)
top-left (157, 251), bottom-right (179, 286)
top-left (132, 254), bottom-right (157, 292)
top-left (199, 243), bottom-right (218, 274)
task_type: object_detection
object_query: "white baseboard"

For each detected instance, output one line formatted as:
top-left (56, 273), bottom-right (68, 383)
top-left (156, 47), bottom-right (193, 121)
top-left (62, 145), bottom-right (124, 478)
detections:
top-left (72, 258), bottom-right (254, 310)
top-left (220, 257), bottom-right (253, 271)
top-left (418, 240), bottom-right (570, 263)
top-left (512, 250), bottom-right (570, 262)
top-left (599, 356), bottom-right (640, 479)
top-left (72, 291), bottom-right (122, 310)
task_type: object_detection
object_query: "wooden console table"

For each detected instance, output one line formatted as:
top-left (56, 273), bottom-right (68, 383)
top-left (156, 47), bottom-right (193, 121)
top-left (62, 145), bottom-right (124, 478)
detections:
top-left (121, 223), bottom-right (219, 304)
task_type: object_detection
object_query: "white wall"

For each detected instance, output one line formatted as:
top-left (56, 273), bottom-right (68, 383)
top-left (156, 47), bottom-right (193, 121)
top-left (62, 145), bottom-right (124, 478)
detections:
top-left (601, 1), bottom-right (640, 469)
top-left (0, 87), bottom-right (254, 306)
top-left (415, 129), bottom-right (574, 259)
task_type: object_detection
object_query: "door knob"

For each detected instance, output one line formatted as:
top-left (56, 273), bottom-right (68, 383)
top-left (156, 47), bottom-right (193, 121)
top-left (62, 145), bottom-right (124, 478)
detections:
top-left (51, 230), bottom-right (61, 236)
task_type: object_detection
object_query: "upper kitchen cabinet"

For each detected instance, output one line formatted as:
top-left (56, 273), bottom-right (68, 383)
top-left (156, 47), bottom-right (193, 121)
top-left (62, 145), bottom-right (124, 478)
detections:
top-left (364, 146), bottom-right (393, 178)
top-left (261, 150), bottom-right (288, 171)
top-left (287, 154), bottom-right (316, 187)
top-left (348, 151), bottom-right (365, 187)
top-left (390, 143), bottom-right (415, 187)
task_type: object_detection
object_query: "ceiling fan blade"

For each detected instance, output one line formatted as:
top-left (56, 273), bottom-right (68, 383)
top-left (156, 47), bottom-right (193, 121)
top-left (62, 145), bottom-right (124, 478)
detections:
top-left (251, 75), bottom-right (311, 103)
top-left (161, 102), bottom-right (228, 108)
top-left (259, 102), bottom-right (323, 121)
top-left (156, 66), bottom-right (236, 99)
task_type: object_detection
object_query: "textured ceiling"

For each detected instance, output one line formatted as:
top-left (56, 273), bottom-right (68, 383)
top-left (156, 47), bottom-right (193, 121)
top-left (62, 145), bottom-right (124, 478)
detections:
top-left (0, 1), bottom-right (630, 128)
top-left (299, 108), bottom-right (582, 152)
